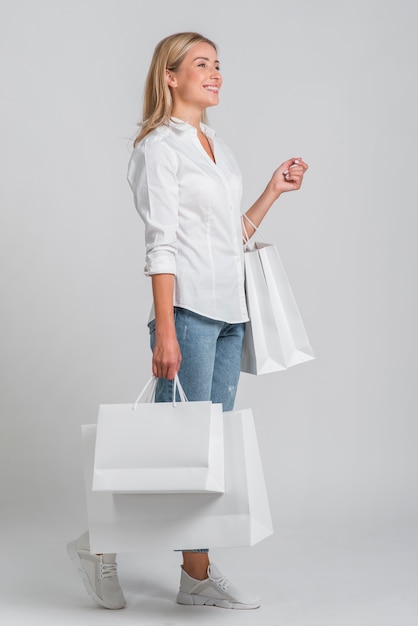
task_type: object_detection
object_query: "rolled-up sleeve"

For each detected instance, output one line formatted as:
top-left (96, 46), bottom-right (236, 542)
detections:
top-left (128, 137), bottom-right (179, 276)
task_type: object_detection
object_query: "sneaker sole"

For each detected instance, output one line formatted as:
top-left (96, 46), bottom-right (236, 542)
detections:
top-left (176, 591), bottom-right (260, 610)
top-left (66, 541), bottom-right (126, 610)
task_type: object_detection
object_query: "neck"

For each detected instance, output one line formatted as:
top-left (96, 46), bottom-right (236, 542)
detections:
top-left (171, 105), bottom-right (203, 130)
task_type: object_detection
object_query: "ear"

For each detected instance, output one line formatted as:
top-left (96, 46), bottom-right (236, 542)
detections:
top-left (165, 69), bottom-right (177, 88)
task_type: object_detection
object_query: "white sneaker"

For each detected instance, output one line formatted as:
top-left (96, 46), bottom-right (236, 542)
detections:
top-left (67, 531), bottom-right (126, 609)
top-left (176, 563), bottom-right (261, 610)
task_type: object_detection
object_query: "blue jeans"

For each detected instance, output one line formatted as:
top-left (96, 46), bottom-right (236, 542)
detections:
top-left (148, 307), bottom-right (245, 411)
top-left (149, 307), bottom-right (245, 554)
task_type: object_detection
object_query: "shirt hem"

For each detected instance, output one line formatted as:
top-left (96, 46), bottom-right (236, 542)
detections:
top-left (148, 302), bottom-right (249, 325)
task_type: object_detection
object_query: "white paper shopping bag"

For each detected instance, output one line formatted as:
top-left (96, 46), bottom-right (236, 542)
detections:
top-left (83, 409), bottom-right (274, 553)
top-left (241, 242), bottom-right (315, 375)
top-left (93, 376), bottom-right (224, 494)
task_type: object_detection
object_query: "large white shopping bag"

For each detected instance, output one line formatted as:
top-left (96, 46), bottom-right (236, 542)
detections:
top-left (83, 409), bottom-right (274, 553)
top-left (241, 240), bottom-right (315, 375)
top-left (92, 376), bottom-right (224, 494)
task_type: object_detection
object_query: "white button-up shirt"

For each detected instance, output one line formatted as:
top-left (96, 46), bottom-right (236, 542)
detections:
top-left (127, 118), bottom-right (249, 323)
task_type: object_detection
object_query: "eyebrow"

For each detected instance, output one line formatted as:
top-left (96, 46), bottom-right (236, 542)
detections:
top-left (193, 56), bottom-right (220, 64)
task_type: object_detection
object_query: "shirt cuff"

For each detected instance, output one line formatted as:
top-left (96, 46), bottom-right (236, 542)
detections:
top-left (144, 250), bottom-right (177, 276)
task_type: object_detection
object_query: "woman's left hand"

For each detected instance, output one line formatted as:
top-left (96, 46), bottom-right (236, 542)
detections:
top-left (269, 157), bottom-right (309, 198)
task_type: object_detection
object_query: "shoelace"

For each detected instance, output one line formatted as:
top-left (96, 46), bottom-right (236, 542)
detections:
top-left (208, 568), bottom-right (231, 591)
top-left (99, 561), bottom-right (118, 580)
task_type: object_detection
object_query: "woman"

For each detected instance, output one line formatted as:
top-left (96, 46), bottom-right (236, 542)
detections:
top-left (68, 31), bottom-right (308, 611)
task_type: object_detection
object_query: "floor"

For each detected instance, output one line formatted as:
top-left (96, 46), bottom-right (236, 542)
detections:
top-left (3, 522), bottom-right (418, 626)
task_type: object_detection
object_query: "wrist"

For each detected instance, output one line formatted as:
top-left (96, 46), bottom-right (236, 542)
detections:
top-left (265, 179), bottom-right (282, 202)
top-left (155, 317), bottom-right (175, 330)
top-left (155, 317), bottom-right (176, 338)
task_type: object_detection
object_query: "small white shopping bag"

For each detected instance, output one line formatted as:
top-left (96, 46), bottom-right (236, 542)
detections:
top-left (241, 214), bottom-right (314, 375)
top-left (241, 238), bottom-right (315, 376)
top-left (83, 409), bottom-right (274, 553)
top-left (92, 376), bottom-right (224, 494)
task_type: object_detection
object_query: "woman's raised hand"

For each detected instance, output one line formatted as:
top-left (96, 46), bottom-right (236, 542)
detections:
top-left (269, 157), bottom-right (309, 198)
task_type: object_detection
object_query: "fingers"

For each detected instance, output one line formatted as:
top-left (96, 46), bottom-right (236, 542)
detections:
top-left (282, 158), bottom-right (308, 188)
top-left (283, 167), bottom-right (303, 186)
top-left (152, 346), bottom-right (182, 380)
top-left (270, 157), bottom-right (308, 196)
top-left (284, 157), bottom-right (308, 175)
top-left (281, 157), bottom-right (308, 172)
top-left (152, 359), bottom-right (181, 380)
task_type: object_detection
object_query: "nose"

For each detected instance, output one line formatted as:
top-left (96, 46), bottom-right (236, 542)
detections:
top-left (210, 66), bottom-right (221, 80)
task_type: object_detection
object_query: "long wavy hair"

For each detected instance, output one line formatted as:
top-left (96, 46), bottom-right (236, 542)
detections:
top-left (133, 32), bottom-right (218, 147)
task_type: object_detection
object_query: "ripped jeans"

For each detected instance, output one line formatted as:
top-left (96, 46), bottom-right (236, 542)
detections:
top-left (148, 307), bottom-right (245, 411)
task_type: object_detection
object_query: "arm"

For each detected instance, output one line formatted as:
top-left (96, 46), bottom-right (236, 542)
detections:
top-left (151, 274), bottom-right (182, 380)
top-left (128, 140), bottom-right (181, 379)
top-left (243, 157), bottom-right (309, 239)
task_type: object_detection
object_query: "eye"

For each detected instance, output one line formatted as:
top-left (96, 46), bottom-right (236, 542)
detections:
top-left (198, 62), bottom-right (207, 68)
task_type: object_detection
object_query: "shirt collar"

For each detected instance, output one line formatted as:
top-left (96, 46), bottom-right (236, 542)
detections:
top-left (170, 117), bottom-right (216, 139)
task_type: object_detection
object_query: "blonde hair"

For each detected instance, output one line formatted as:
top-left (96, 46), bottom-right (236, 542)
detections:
top-left (133, 32), bottom-right (218, 147)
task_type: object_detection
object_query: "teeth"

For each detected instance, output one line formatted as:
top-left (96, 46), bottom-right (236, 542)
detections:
top-left (204, 86), bottom-right (219, 92)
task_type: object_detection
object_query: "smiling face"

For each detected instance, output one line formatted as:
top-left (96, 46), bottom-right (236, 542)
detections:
top-left (166, 42), bottom-right (222, 121)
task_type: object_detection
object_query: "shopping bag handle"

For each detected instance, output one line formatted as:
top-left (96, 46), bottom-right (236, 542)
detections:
top-left (132, 376), bottom-right (158, 409)
top-left (241, 213), bottom-right (267, 251)
top-left (132, 374), bottom-right (188, 411)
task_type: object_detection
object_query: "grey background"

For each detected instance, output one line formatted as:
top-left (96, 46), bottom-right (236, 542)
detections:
top-left (1, 0), bottom-right (417, 624)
